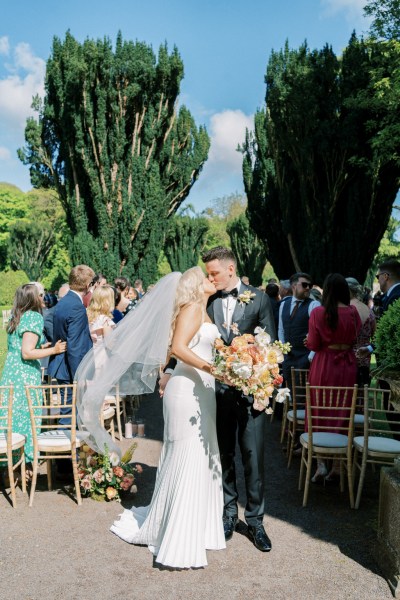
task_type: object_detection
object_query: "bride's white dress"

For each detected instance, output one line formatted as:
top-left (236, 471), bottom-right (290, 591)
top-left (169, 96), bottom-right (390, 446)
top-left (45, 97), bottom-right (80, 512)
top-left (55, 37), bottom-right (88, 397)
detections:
top-left (110, 322), bottom-right (226, 568)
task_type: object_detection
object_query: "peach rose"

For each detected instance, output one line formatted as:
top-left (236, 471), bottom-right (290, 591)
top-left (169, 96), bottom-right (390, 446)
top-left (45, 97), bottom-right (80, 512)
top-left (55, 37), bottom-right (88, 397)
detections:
top-left (135, 464), bottom-right (143, 474)
top-left (105, 486), bottom-right (118, 500)
top-left (120, 474), bottom-right (135, 491)
top-left (113, 466), bottom-right (124, 478)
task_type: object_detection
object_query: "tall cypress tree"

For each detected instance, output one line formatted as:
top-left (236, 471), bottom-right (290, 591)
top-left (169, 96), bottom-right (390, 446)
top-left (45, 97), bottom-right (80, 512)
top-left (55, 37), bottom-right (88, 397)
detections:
top-left (164, 215), bottom-right (209, 272)
top-left (227, 213), bottom-right (266, 286)
top-left (18, 32), bottom-right (210, 285)
top-left (242, 35), bottom-right (400, 284)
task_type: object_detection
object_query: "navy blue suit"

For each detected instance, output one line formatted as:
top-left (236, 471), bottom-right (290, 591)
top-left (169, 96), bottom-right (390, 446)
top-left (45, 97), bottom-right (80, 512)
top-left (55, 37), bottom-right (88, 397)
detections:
top-left (48, 290), bottom-right (92, 426)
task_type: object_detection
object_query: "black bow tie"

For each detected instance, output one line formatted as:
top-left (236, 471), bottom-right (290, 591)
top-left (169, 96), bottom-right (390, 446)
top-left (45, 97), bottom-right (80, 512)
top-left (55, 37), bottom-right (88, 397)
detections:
top-left (221, 288), bottom-right (238, 298)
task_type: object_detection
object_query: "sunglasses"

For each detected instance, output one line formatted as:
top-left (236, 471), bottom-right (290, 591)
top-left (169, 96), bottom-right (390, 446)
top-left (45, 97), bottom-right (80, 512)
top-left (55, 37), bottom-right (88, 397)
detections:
top-left (300, 282), bottom-right (312, 289)
top-left (376, 272), bottom-right (389, 279)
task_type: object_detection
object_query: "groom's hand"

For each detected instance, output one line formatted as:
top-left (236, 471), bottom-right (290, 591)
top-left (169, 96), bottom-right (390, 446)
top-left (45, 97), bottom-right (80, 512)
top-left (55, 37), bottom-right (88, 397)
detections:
top-left (159, 373), bottom-right (171, 397)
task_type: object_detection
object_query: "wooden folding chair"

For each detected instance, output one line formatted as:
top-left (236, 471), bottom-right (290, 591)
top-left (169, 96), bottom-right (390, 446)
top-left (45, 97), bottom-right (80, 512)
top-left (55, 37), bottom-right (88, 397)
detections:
top-left (286, 368), bottom-right (308, 468)
top-left (103, 384), bottom-right (124, 440)
top-left (25, 382), bottom-right (82, 506)
top-left (0, 385), bottom-right (26, 506)
top-left (353, 386), bottom-right (400, 509)
top-left (299, 384), bottom-right (358, 508)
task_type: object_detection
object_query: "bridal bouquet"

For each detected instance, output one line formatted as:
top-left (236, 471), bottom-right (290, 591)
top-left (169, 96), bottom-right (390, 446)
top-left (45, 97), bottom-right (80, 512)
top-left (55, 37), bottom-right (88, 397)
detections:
top-left (78, 443), bottom-right (141, 502)
top-left (213, 327), bottom-right (291, 413)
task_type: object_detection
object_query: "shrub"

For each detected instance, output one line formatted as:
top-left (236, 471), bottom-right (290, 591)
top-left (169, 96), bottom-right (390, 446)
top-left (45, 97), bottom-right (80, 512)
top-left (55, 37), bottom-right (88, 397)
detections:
top-left (0, 270), bottom-right (29, 305)
top-left (373, 300), bottom-right (400, 374)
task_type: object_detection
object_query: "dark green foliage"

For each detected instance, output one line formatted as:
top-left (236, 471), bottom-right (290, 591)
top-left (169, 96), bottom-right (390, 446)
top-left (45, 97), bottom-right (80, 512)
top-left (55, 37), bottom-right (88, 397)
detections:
top-left (242, 36), bottom-right (400, 284)
top-left (374, 299), bottom-right (400, 373)
top-left (364, 0), bottom-right (400, 40)
top-left (0, 270), bottom-right (29, 305)
top-left (8, 220), bottom-right (55, 281)
top-left (227, 213), bottom-right (267, 286)
top-left (0, 183), bottom-right (32, 268)
top-left (18, 32), bottom-right (210, 286)
top-left (164, 215), bottom-right (209, 272)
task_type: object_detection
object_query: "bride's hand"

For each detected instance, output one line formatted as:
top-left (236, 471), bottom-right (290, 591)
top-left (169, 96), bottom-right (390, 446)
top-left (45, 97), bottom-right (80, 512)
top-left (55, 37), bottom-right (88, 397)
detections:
top-left (159, 373), bottom-right (171, 397)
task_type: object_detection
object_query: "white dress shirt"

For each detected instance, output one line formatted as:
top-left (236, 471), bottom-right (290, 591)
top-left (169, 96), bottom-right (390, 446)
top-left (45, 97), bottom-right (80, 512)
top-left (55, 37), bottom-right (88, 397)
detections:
top-left (222, 279), bottom-right (242, 333)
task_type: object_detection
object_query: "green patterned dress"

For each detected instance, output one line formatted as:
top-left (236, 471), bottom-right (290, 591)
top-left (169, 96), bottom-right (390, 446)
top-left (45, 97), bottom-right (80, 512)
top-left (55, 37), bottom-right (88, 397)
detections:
top-left (0, 311), bottom-right (44, 463)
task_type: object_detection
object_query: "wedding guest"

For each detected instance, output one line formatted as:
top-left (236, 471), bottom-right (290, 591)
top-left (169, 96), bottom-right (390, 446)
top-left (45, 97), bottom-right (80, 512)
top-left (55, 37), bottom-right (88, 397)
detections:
top-left (265, 282), bottom-right (280, 332)
top-left (134, 278), bottom-right (144, 298)
top-left (83, 273), bottom-right (107, 308)
top-left (0, 284), bottom-right (66, 475)
top-left (241, 276), bottom-right (250, 285)
top-left (127, 287), bottom-right (139, 304)
top-left (279, 279), bottom-right (292, 299)
top-left (346, 277), bottom-right (376, 387)
top-left (306, 273), bottom-right (361, 482)
top-left (114, 277), bottom-right (135, 316)
top-left (42, 283), bottom-right (70, 375)
top-left (87, 285), bottom-right (116, 347)
top-left (48, 265), bottom-right (94, 477)
top-left (110, 286), bottom-right (124, 324)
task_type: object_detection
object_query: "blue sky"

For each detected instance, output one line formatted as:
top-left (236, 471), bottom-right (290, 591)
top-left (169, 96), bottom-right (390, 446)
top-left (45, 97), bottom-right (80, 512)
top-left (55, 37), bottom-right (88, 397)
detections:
top-left (0, 0), bottom-right (369, 211)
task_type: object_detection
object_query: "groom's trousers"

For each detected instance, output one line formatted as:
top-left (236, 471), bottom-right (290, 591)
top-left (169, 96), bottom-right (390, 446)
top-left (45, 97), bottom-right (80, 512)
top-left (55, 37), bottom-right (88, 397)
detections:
top-left (216, 383), bottom-right (266, 527)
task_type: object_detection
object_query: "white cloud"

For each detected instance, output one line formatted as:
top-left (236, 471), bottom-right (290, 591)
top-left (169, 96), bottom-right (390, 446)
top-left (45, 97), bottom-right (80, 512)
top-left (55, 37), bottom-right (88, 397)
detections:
top-left (321, 0), bottom-right (366, 22)
top-left (0, 146), bottom-right (11, 160)
top-left (0, 41), bottom-right (45, 129)
top-left (0, 36), bottom-right (10, 56)
top-left (208, 109), bottom-right (253, 171)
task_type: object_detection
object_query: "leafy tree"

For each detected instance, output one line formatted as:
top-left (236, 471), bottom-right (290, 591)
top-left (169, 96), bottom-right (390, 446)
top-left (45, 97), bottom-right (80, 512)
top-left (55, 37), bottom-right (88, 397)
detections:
top-left (202, 193), bottom-right (246, 252)
top-left (8, 220), bottom-right (55, 281)
top-left (164, 213), bottom-right (209, 272)
top-left (365, 215), bottom-right (400, 287)
top-left (364, 0), bottom-right (400, 40)
top-left (0, 270), bottom-right (29, 306)
top-left (226, 212), bottom-right (267, 286)
top-left (18, 32), bottom-right (210, 286)
top-left (0, 183), bottom-right (31, 268)
top-left (242, 36), bottom-right (400, 284)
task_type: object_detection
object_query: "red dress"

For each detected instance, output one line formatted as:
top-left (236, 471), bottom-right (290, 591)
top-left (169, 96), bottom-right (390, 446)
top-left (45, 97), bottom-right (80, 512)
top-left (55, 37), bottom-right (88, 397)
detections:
top-left (306, 305), bottom-right (362, 431)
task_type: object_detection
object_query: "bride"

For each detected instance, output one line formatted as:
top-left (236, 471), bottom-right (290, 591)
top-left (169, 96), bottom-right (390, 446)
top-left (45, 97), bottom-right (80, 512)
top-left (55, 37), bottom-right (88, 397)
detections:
top-left (76, 267), bottom-right (226, 568)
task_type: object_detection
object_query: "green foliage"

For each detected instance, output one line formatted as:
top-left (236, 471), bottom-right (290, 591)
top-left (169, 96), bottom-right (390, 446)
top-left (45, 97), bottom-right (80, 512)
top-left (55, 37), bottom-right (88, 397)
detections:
top-left (365, 216), bottom-right (400, 287)
top-left (8, 220), bottom-right (55, 281)
top-left (164, 214), bottom-right (209, 272)
top-left (374, 299), bottom-right (400, 373)
top-left (242, 35), bottom-right (400, 284)
top-left (365, 0), bottom-right (400, 40)
top-left (0, 183), bottom-right (32, 268)
top-left (0, 270), bottom-right (29, 305)
top-left (18, 32), bottom-right (210, 287)
top-left (157, 251), bottom-right (172, 279)
top-left (202, 193), bottom-right (246, 252)
top-left (226, 213), bottom-right (267, 286)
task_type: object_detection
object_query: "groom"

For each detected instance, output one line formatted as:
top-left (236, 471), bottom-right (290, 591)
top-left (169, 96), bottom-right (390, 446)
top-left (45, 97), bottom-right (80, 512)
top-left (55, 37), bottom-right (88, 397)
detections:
top-left (203, 246), bottom-right (276, 552)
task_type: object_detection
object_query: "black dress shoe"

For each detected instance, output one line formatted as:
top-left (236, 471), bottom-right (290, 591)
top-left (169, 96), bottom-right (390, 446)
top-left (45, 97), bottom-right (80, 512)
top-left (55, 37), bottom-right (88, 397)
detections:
top-left (247, 524), bottom-right (272, 552)
top-left (223, 516), bottom-right (238, 541)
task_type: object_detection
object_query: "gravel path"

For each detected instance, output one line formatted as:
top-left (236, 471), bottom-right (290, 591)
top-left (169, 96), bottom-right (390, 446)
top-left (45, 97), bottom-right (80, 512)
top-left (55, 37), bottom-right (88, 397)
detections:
top-left (0, 392), bottom-right (392, 600)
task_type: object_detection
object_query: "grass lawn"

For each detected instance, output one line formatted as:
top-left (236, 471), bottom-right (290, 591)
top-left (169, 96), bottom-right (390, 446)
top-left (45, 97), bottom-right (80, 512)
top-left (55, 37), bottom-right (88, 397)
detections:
top-left (0, 319), bottom-right (8, 375)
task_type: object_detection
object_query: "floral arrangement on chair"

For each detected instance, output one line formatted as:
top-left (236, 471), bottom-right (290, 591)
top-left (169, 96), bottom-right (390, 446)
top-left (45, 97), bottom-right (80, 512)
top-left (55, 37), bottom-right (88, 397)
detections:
top-left (212, 327), bottom-right (291, 413)
top-left (78, 443), bottom-right (142, 501)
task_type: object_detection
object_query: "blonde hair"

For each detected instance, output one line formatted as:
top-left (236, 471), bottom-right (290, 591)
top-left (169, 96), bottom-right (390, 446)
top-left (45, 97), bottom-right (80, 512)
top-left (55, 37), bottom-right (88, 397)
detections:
top-left (87, 285), bottom-right (115, 323)
top-left (169, 267), bottom-right (205, 346)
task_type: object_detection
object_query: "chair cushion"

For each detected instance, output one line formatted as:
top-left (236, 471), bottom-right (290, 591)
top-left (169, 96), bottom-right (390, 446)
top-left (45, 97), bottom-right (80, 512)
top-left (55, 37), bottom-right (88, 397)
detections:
top-left (353, 435), bottom-right (400, 454)
top-left (37, 430), bottom-right (82, 449)
top-left (0, 432), bottom-right (25, 451)
top-left (300, 432), bottom-right (348, 448)
top-left (287, 409), bottom-right (305, 421)
top-left (354, 414), bottom-right (364, 425)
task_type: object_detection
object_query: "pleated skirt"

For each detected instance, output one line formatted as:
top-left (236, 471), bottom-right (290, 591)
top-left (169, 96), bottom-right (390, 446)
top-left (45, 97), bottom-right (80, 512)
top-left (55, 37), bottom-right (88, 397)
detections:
top-left (110, 363), bottom-right (226, 568)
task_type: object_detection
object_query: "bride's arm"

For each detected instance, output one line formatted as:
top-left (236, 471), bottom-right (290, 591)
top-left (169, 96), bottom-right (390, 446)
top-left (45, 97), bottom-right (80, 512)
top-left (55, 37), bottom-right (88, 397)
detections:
top-left (170, 304), bottom-right (212, 374)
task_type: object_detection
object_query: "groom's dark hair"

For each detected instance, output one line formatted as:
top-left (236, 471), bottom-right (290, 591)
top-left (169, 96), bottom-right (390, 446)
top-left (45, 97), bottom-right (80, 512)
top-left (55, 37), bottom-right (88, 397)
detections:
top-left (202, 246), bottom-right (237, 266)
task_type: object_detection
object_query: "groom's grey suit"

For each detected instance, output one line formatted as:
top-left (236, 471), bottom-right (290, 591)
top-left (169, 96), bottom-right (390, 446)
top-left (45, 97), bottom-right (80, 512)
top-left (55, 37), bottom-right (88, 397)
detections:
top-left (207, 282), bottom-right (276, 526)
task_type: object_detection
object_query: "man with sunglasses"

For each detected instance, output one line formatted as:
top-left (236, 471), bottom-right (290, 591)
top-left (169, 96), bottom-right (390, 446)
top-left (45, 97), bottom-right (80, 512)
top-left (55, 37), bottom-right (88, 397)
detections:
top-left (278, 272), bottom-right (320, 389)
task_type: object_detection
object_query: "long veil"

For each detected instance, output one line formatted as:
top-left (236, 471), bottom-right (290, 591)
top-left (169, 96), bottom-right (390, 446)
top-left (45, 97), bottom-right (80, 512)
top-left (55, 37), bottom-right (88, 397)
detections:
top-left (75, 271), bottom-right (182, 455)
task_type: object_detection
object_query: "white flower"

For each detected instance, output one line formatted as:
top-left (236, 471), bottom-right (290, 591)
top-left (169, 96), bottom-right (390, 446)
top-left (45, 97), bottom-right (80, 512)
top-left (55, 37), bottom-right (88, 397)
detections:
top-left (109, 451), bottom-right (120, 467)
top-left (254, 327), bottom-right (271, 347)
top-left (238, 290), bottom-right (256, 305)
top-left (231, 361), bottom-right (252, 379)
top-left (275, 388), bottom-right (291, 404)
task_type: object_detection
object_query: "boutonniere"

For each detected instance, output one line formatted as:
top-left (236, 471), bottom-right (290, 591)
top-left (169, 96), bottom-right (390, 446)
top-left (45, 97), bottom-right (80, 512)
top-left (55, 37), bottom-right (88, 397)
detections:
top-left (238, 290), bottom-right (256, 306)
top-left (222, 321), bottom-right (240, 335)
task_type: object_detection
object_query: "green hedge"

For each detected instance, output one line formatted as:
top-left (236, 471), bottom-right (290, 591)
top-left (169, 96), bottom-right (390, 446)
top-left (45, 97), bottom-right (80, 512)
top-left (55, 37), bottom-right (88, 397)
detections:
top-left (0, 270), bottom-right (29, 305)
top-left (374, 300), bottom-right (400, 373)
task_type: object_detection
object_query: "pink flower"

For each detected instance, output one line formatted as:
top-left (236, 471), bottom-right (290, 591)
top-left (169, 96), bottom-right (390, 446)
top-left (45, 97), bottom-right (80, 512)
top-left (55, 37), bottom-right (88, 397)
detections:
top-left (93, 469), bottom-right (104, 483)
top-left (105, 486), bottom-right (117, 500)
top-left (135, 464), bottom-right (143, 474)
top-left (113, 466), bottom-right (124, 478)
top-left (81, 477), bottom-right (92, 491)
top-left (120, 474), bottom-right (135, 491)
